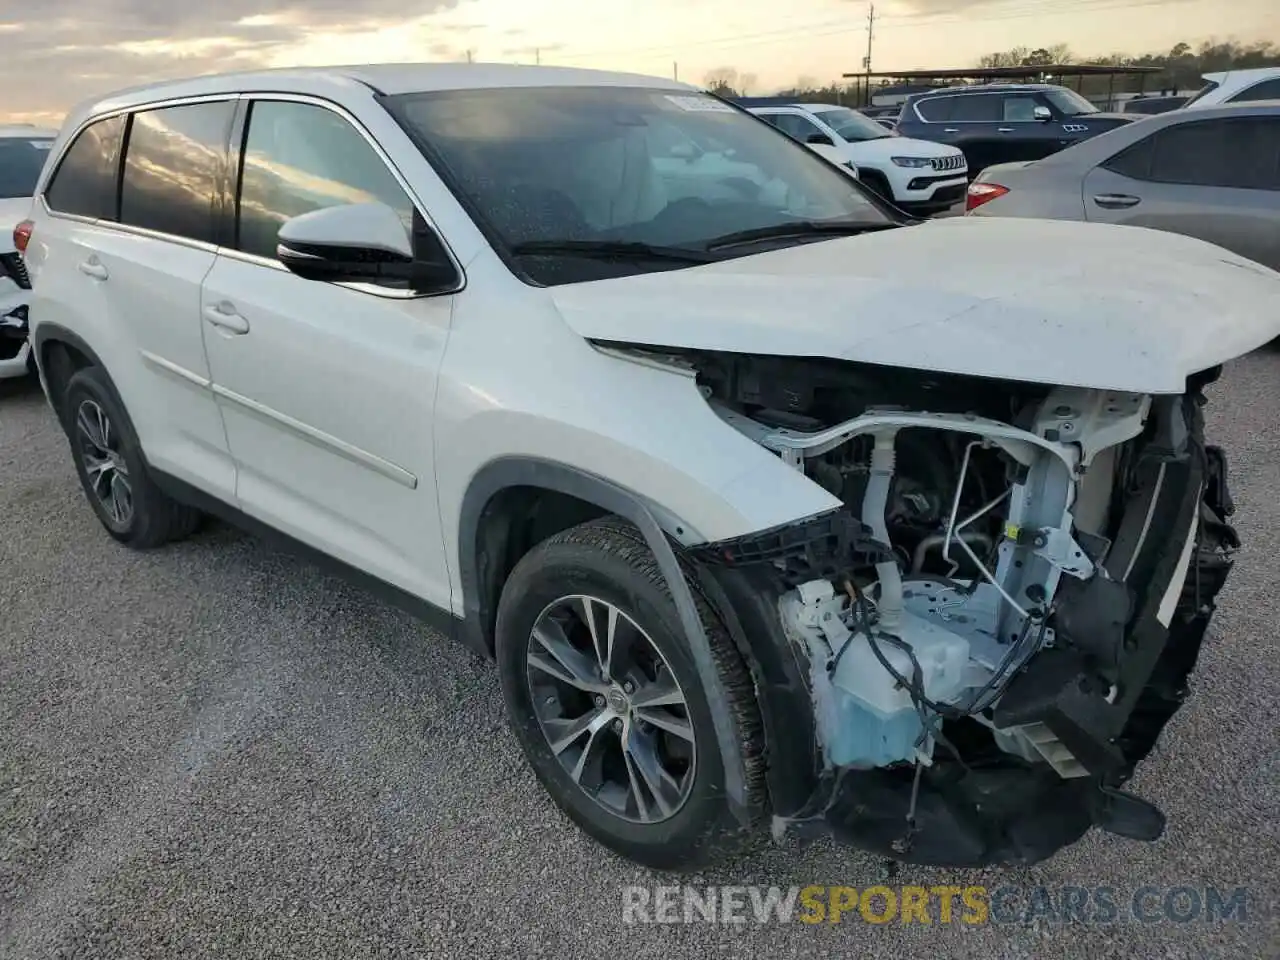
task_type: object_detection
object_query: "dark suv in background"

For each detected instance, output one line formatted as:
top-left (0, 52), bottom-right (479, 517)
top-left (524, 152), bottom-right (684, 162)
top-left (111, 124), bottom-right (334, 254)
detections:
top-left (895, 83), bottom-right (1141, 176)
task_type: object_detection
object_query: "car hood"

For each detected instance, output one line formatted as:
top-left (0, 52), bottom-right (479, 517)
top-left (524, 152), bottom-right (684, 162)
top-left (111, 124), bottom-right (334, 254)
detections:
top-left (842, 136), bottom-right (962, 163)
top-left (548, 217), bottom-right (1280, 395)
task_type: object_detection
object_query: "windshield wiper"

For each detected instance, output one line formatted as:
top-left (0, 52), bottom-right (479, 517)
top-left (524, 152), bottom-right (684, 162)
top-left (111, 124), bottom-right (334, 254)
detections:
top-left (508, 240), bottom-right (717, 263)
top-left (703, 220), bottom-right (899, 252)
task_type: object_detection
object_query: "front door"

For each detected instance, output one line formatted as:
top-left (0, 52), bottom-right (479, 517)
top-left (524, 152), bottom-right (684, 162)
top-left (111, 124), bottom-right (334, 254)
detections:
top-left (199, 97), bottom-right (455, 608)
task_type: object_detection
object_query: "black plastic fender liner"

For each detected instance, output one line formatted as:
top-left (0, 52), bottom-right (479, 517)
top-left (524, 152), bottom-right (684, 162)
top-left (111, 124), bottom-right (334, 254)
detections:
top-left (456, 457), bottom-right (751, 822)
top-left (692, 562), bottom-right (823, 818)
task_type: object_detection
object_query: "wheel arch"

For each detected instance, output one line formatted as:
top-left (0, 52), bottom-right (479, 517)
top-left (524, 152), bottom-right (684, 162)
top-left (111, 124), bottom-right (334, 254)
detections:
top-left (31, 322), bottom-right (106, 421)
top-left (457, 456), bottom-right (754, 821)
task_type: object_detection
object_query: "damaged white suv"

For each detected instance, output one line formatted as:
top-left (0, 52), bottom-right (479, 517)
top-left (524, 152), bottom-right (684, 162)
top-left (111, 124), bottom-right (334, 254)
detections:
top-left (25, 65), bottom-right (1275, 869)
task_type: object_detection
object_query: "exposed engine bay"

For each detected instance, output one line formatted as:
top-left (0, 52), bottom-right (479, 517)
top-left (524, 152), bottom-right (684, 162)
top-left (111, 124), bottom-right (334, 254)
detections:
top-left (626, 346), bottom-right (1239, 864)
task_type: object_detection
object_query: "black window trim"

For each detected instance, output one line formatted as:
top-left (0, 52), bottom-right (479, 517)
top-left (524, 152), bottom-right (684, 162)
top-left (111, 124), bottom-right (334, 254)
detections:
top-left (220, 91), bottom-right (465, 300)
top-left (39, 112), bottom-right (127, 224)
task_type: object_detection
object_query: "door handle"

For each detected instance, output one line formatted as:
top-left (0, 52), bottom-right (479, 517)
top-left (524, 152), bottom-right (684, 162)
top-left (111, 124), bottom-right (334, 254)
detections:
top-left (203, 302), bottom-right (250, 334)
top-left (997, 127), bottom-right (1015, 133)
top-left (943, 127), bottom-right (959, 133)
top-left (1093, 193), bottom-right (1141, 210)
top-left (78, 258), bottom-right (108, 281)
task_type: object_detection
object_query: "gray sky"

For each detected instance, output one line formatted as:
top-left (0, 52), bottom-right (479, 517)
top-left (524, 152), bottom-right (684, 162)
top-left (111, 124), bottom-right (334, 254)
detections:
top-left (1, 0), bottom-right (1275, 124)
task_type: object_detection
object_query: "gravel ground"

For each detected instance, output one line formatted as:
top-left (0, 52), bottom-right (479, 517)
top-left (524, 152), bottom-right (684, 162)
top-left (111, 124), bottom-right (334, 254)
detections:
top-left (1, 353), bottom-right (1277, 960)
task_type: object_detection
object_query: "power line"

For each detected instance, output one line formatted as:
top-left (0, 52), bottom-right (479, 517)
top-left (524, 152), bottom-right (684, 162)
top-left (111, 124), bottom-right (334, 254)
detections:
top-left (551, 0), bottom-right (1190, 64)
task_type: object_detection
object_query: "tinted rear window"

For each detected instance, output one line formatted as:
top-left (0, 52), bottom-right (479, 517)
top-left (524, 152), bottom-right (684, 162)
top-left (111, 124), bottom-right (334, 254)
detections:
top-left (119, 101), bottom-right (234, 244)
top-left (0, 137), bottom-right (55, 199)
top-left (43, 115), bottom-right (125, 218)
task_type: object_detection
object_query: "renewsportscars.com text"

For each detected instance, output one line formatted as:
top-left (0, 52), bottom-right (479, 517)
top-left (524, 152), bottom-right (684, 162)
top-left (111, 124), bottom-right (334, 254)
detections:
top-left (621, 884), bottom-right (1253, 926)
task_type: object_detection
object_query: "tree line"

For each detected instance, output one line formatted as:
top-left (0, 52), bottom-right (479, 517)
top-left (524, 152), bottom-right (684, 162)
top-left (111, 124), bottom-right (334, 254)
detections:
top-left (704, 39), bottom-right (1280, 103)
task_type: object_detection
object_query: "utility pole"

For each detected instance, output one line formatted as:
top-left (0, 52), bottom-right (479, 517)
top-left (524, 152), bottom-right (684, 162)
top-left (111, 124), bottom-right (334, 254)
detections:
top-left (673, 62), bottom-right (679, 82)
top-left (863, 2), bottom-right (875, 107)
top-left (466, 49), bottom-right (474, 63)
top-left (535, 48), bottom-right (541, 65)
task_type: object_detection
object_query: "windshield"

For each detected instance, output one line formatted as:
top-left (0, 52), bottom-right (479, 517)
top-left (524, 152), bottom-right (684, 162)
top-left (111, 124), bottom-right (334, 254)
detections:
top-left (1042, 88), bottom-right (1099, 117)
top-left (388, 86), bottom-right (891, 285)
top-left (0, 137), bottom-right (54, 199)
top-left (812, 107), bottom-right (894, 142)
top-left (1182, 81), bottom-right (1219, 107)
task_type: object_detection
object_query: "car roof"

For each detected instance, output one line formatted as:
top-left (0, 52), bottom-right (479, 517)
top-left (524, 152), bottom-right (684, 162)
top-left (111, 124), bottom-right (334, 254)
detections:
top-left (69, 63), bottom-right (693, 123)
top-left (0, 124), bottom-right (58, 139)
top-left (910, 83), bottom-right (1060, 99)
top-left (1202, 67), bottom-right (1280, 85)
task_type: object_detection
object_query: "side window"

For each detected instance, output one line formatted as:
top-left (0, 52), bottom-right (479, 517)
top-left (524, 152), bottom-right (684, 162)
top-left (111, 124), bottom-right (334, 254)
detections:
top-left (1149, 118), bottom-right (1278, 189)
top-left (769, 112), bottom-right (824, 141)
top-left (1002, 95), bottom-right (1040, 122)
top-left (119, 101), bottom-right (235, 244)
top-left (950, 95), bottom-right (1001, 122)
top-left (1102, 136), bottom-right (1156, 179)
top-left (1228, 78), bottom-right (1280, 103)
top-left (914, 97), bottom-right (955, 122)
top-left (236, 100), bottom-right (414, 261)
top-left (43, 115), bottom-right (125, 219)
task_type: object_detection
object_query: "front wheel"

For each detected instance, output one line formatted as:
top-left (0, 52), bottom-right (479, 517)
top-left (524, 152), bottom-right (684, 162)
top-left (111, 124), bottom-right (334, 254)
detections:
top-left (494, 517), bottom-right (764, 870)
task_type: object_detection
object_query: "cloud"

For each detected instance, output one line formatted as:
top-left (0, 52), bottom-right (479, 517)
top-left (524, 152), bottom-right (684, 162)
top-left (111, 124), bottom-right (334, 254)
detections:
top-left (0, 0), bottom-right (461, 122)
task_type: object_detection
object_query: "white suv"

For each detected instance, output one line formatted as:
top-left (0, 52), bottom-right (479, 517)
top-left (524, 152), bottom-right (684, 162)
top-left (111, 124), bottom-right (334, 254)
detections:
top-left (23, 64), bottom-right (1277, 870)
top-left (0, 125), bottom-right (56, 380)
top-left (1183, 67), bottom-right (1280, 109)
top-left (746, 103), bottom-right (967, 213)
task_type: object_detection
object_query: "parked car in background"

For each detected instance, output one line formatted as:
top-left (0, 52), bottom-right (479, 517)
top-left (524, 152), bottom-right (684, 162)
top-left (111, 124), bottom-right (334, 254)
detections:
top-left (1121, 95), bottom-right (1190, 115)
top-left (0, 125), bottom-right (56, 381)
top-left (1183, 67), bottom-right (1280, 109)
top-left (965, 102), bottom-right (1280, 272)
top-left (895, 83), bottom-right (1140, 177)
top-left (741, 101), bottom-right (967, 213)
top-left (21, 64), bottom-right (1278, 874)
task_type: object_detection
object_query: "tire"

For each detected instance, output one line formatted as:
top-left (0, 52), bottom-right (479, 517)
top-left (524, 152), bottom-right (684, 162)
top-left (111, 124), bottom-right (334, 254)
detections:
top-left (495, 517), bottom-right (764, 870)
top-left (62, 366), bottom-right (201, 548)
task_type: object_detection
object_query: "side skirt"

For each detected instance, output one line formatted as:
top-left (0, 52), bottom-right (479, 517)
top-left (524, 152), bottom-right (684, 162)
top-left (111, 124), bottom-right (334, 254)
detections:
top-left (151, 470), bottom-right (464, 645)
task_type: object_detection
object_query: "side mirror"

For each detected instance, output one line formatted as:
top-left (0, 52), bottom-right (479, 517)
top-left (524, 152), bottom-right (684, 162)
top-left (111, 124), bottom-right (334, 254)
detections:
top-left (806, 132), bottom-right (835, 146)
top-left (277, 202), bottom-right (457, 293)
top-left (1033, 105), bottom-right (1052, 122)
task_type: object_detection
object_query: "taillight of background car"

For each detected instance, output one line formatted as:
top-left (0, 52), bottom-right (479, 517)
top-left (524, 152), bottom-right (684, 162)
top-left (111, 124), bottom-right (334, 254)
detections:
top-left (13, 220), bottom-right (33, 254)
top-left (965, 183), bottom-right (1009, 213)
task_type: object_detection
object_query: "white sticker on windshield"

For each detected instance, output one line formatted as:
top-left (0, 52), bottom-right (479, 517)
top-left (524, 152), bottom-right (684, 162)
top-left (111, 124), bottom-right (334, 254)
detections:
top-left (30, 141), bottom-right (53, 149)
top-left (664, 94), bottom-right (736, 113)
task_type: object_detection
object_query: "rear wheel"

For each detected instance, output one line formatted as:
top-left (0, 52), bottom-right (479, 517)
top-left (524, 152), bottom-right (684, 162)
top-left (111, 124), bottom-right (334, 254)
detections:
top-left (495, 517), bottom-right (763, 870)
top-left (63, 366), bottom-right (201, 547)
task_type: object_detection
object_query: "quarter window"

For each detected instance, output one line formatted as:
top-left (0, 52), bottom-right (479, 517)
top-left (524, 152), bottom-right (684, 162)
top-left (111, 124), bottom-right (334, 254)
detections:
top-left (235, 100), bottom-right (414, 261)
top-left (43, 115), bottom-right (125, 219)
top-left (119, 101), bottom-right (235, 244)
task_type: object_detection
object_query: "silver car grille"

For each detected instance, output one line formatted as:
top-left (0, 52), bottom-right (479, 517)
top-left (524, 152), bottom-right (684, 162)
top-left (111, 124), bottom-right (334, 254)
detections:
top-left (929, 154), bottom-right (966, 173)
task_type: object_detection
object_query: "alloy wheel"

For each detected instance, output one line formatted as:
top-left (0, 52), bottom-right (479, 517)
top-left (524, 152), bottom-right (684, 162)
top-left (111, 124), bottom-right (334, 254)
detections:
top-left (74, 399), bottom-right (133, 527)
top-left (525, 595), bottom-right (697, 824)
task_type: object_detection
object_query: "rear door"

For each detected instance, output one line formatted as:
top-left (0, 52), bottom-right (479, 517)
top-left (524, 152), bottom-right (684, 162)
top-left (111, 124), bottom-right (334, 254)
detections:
top-left (31, 103), bottom-right (238, 500)
top-left (1083, 115), bottom-right (1280, 270)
